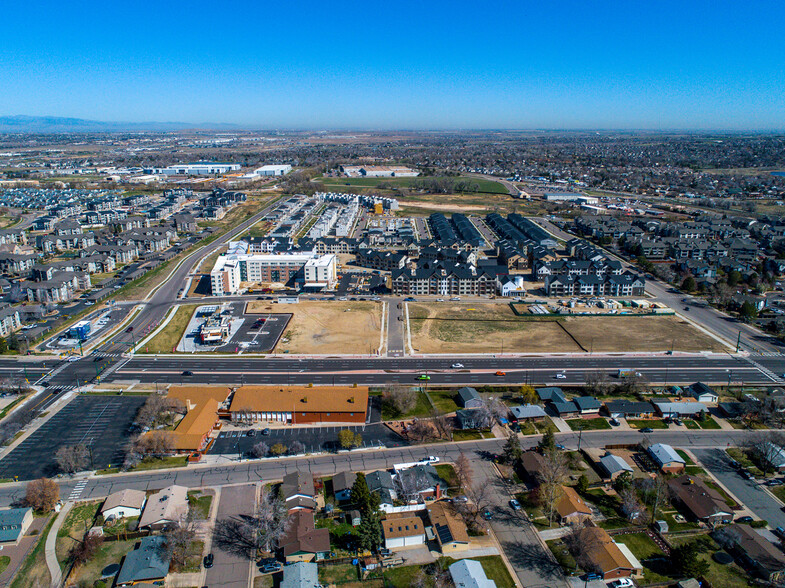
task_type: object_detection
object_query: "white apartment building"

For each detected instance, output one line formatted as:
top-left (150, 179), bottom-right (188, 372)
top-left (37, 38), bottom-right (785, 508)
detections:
top-left (303, 255), bottom-right (338, 287)
top-left (210, 252), bottom-right (337, 295)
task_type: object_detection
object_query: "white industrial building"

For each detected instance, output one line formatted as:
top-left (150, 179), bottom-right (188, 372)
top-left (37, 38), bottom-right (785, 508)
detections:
top-left (544, 192), bottom-right (599, 205)
top-left (242, 164), bottom-right (292, 179)
top-left (154, 162), bottom-right (241, 176)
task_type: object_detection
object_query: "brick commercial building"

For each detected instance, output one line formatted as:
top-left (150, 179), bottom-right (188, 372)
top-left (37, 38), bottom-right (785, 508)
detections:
top-left (229, 386), bottom-right (368, 424)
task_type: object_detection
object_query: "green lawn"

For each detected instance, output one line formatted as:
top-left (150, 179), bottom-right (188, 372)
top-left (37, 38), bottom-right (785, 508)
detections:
top-left (627, 419), bottom-right (668, 429)
top-left (683, 419), bottom-right (701, 429)
top-left (547, 539), bottom-right (579, 574)
top-left (452, 430), bottom-right (483, 441)
top-left (316, 175), bottom-right (509, 195)
top-left (381, 390), bottom-right (432, 420)
top-left (584, 489), bottom-right (621, 519)
top-left (726, 447), bottom-right (764, 476)
top-left (659, 510), bottom-right (700, 532)
top-left (0, 556), bottom-right (9, 574)
top-left (140, 304), bottom-right (197, 353)
top-left (676, 449), bottom-right (695, 465)
top-left (69, 539), bottom-right (137, 587)
top-left (435, 464), bottom-right (460, 491)
top-left (428, 389), bottom-right (459, 413)
top-left (696, 416), bottom-right (722, 429)
top-left (318, 563), bottom-right (358, 585)
top-left (612, 533), bottom-right (670, 585)
top-left (56, 501), bottom-right (101, 567)
top-left (567, 418), bottom-right (611, 431)
top-left (382, 564), bottom-right (423, 587)
top-left (188, 491), bottom-right (213, 520)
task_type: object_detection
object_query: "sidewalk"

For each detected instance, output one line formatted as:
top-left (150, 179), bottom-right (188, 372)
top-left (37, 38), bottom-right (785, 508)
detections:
top-left (45, 501), bottom-right (72, 587)
top-left (550, 416), bottom-right (572, 434)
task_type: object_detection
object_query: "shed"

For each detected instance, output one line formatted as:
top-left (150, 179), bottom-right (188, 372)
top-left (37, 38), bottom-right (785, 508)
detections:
top-left (457, 387), bottom-right (483, 409)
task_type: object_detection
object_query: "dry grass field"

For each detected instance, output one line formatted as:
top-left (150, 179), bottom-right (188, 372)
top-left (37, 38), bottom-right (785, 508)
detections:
top-left (247, 300), bottom-right (383, 354)
top-left (408, 303), bottom-right (726, 354)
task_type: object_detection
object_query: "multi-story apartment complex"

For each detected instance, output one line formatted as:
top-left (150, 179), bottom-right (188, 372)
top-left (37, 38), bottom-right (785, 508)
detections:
top-left (210, 253), bottom-right (337, 295)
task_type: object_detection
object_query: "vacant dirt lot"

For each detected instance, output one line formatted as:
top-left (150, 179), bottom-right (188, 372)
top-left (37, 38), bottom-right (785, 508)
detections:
top-left (408, 303), bottom-right (580, 354)
top-left (247, 301), bottom-right (383, 354)
top-left (561, 314), bottom-right (726, 353)
top-left (408, 303), bottom-right (726, 353)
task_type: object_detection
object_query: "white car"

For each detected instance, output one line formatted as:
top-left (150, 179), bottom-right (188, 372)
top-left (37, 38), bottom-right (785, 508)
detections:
top-left (555, 373), bottom-right (567, 379)
top-left (609, 579), bottom-right (634, 588)
top-left (426, 456), bottom-right (440, 463)
top-left (451, 363), bottom-right (464, 369)
top-left (450, 297), bottom-right (461, 301)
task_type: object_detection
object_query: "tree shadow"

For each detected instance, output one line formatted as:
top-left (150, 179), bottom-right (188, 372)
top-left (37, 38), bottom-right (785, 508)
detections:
top-left (502, 539), bottom-right (565, 582)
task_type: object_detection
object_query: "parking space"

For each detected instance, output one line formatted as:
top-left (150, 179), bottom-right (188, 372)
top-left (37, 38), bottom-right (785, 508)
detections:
top-left (208, 422), bottom-right (406, 456)
top-left (0, 395), bottom-right (146, 480)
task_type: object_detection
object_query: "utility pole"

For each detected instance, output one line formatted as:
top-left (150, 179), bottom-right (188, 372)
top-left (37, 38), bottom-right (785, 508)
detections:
top-left (577, 423), bottom-right (584, 451)
top-left (736, 331), bottom-right (742, 353)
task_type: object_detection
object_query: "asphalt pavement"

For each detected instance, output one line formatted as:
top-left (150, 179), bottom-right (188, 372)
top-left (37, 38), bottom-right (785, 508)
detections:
top-left (207, 485), bottom-right (256, 588)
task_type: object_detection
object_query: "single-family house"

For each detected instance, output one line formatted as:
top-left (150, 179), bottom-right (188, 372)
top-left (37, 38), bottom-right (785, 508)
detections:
top-left (716, 523), bottom-right (785, 583)
top-left (648, 444), bottom-right (686, 473)
top-left (396, 464), bottom-right (445, 501)
top-left (279, 511), bottom-right (331, 563)
top-left (282, 472), bottom-right (316, 511)
top-left (510, 404), bottom-right (547, 421)
top-left (367, 470), bottom-right (397, 510)
top-left (521, 451), bottom-right (546, 487)
top-left (116, 536), bottom-right (171, 586)
top-left (688, 382), bottom-right (719, 404)
top-left (603, 400), bottom-right (655, 419)
top-left (449, 559), bottom-right (497, 588)
top-left (102, 489), bottom-right (147, 520)
top-left (138, 485), bottom-right (189, 530)
top-left (382, 514), bottom-right (426, 549)
top-left (281, 561), bottom-right (319, 588)
top-left (550, 401), bottom-right (580, 418)
top-left (653, 402), bottom-right (708, 419)
top-left (556, 486), bottom-right (592, 525)
top-left (332, 471), bottom-right (357, 503)
top-left (0, 508), bottom-right (33, 545)
top-left (577, 526), bottom-right (642, 580)
top-left (599, 453), bottom-right (634, 481)
top-left (668, 476), bottom-right (734, 526)
top-left (427, 501), bottom-right (470, 554)
top-left (457, 387), bottom-right (483, 409)
top-left (536, 387), bottom-right (567, 404)
top-left (573, 396), bottom-right (602, 415)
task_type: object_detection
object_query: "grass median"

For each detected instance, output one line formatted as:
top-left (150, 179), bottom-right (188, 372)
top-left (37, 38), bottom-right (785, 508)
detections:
top-left (140, 304), bottom-right (197, 353)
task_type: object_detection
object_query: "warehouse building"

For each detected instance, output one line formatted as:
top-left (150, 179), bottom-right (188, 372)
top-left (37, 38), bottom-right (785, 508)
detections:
top-left (152, 162), bottom-right (241, 176)
top-left (229, 386), bottom-right (368, 424)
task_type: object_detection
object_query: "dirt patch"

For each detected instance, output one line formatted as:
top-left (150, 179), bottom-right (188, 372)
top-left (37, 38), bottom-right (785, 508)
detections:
top-left (408, 303), bottom-right (726, 353)
top-left (560, 315), bottom-right (727, 353)
top-left (247, 301), bottom-right (383, 355)
top-left (408, 303), bottom-right (580, 354)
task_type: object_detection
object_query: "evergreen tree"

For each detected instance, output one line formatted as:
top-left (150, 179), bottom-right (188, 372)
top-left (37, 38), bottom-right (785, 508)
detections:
top-left (350, 473), bottom-right (371, 514)
top-left (503, 431), bottom-right (523, 465)
top-left (357, 510), bottom-right (382, 552)
top-left (538, 429), bottom-right (556, 452)
top-left (672, 542), bottom-right (710, 578)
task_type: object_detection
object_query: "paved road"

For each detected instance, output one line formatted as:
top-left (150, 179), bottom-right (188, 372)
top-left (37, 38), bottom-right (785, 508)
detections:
top-left (105, 353), bottom-right (773, 387)
top-left (536, 218), bottom-right (782, 355)
top-left (695, 448), bottom-right (785, 528)
top-left (387, 298), bottom-right (405, 357)
top-left (207, 485), bottom-right (256, 588)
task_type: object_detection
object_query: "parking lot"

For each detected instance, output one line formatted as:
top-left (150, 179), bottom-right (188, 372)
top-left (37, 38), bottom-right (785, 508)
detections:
top-left (208, 422), bottom-right (406, 457)
top-left (178, 302), bottom-right (291, 353)
top-left (0, 395), bottom-right (146, 480)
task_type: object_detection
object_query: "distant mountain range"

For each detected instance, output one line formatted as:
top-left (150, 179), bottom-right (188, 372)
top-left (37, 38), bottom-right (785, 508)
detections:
top-left (0, 115), bottom-right (242, 133)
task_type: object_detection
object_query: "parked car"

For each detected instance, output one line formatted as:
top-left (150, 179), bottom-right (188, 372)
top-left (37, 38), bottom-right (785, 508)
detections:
top-left (509, 499), bottom-right (521, 511)
top-left (640, 428), bottom-right (654, 433)
top-left (182, 370), bottom-right (193, 376)
top-left (609, 579), bottom-right (634, 588)
top-left (742, 470), bottom-right (755, 480)
top-left (417, 374), bottom-right (431, 381)
top-left (203, 554), bottom-right (214, 569)
top-left (609, 418), bottom-right (621, 426)
top-left (426, 456), bottom-right (440, 463)
top-left (766, 478), bottom-right (784, 486)
top-left (774, 527), bottom-right (785, 540)
top-left (737, 516), bottom-right (754, 523)
top-left (262, 428), bottom-right (271, 436)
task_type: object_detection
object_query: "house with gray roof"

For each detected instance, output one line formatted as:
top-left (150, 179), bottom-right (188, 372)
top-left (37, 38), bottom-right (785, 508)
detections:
top-left (653, 402), bottom-right (707, 418)
top-left (457, 387), bottom-right (483, 409)
top-left (574, 396), bottom-right (601, 414)
top-left (599, 454), bottom-right (634, 481)
top-left (648, 443), bottom-right (686, 473)
top-left (510, 404), bottom-right (547, 421)
top-left (366, 470), bottom-right (397, 509)
top-left (550, 401), bottom-right (579, 417)
top-left (536, 387), bottom-right (567, 403)
top-left (688, 382), bottom-right (719, 404)
top-left (332, 471), bottom-right (356, 502)
top-left (281, 561), bottom-right (319, 588)
top-left (116, 535), bottom-right (170, 586)
top-left (449, 559), bottom-right (497, 588)
top-left (0, 508), bottom-right (32, 545)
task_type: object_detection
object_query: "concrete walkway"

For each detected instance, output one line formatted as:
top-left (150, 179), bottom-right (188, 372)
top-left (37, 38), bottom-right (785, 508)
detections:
top-left (538, 526), bottom-right (572, 541)
top-left (45, 501), bottom-right (73, 588)
top-left (550, 416), bottom-right (572, 434)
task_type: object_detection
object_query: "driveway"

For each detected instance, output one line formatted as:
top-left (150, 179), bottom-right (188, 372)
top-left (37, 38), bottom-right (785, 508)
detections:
top-left (694, 448), bottom-right (785, 528)
top-left (206, 484), bottom-right (257, 588)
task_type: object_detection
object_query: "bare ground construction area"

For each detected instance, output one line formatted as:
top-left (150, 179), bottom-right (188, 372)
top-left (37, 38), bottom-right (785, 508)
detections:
top-left (407, 303), bottom-right (727, 354)
top-left (246, 300), bottom-right (383, 354)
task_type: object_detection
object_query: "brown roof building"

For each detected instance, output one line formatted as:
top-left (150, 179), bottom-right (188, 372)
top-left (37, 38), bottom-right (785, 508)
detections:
top-left (427, 502), bottom-right (470, 554)
top-left (230, 386), bottom-right (368, 424)
top-left (279, 511), bottom-right (331, 563)
top-left (382, 515), bottom-right (426, 549)
top-left (667, 475), bottom-right (734, 527)
top-left (579, 526), bottom-right (642, 580)
top-left (556, 486), bottom-right (592, 525)
top-left (718, 523), bottom-right (785, 583)
top-left (167, 386), bottom-right (230, 452)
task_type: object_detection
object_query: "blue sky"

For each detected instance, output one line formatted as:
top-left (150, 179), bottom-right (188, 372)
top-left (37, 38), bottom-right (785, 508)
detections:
top-left (1, 1), bottom-right (784, 130)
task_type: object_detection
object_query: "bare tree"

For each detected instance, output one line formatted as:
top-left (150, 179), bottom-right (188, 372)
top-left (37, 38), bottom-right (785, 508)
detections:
top-left (132, 431), bottom-right (175, 459)
top-left (431, 410), bottom-right (454, 441)
top-left (289, 440), bottom-right (305, 455)
top-left (640, 474), bottom-right (668, 524)
top-left (619, 486), bottom-right (645, 523)
top-left (382, 384), bottom-right (418, 416)
top-left (537, 449), bottom-right (568, 526)
top-left (585, 371), bottom-right (613, 397)
top-left (25, 478), bottom-right (60, 512)
top-left (454, 483), bottom-right (494, 532)
top-left (69, 532), bottom-right (103, 565)
top-left (476, 396), bottom-right (508, 429)
top-left (161, 513), bottom-right (198, 571)
top-left (407, 420), bottom-right (437, 443)
top-left (135, 396), bottom-right (186, 430)
top-left (55, 444), bottom-right (91, 474)
top-left (213, 486), bottom-right (289, 559)
top-left (250, 441), bottom-right (269, 458)
top-left (563, 522), bottom-right (603, 574)
top-left (454, 452), bottom-right (473, 490)
top-left (744, 431), bottom-right (785, 473)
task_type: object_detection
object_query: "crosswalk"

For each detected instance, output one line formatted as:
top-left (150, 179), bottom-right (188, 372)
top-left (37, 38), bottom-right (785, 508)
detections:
top-left (92, 352), bottom-right (124, 358)
top-left (755, 352), bottom-right (785, 357)
top-left (747, 358), bottom-right (783, 383)
top-left (67, 479), bottom-right (88, 501)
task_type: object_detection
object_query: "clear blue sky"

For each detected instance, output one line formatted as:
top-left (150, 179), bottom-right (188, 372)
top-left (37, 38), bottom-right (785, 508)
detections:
top-left (2, 0), bottom-right (784, 130)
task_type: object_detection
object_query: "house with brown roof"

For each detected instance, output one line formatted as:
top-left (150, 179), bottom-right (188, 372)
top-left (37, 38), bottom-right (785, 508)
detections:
top-left (229, 386), bottom-right (368, 424)
top-left (382, 514), bottom-right (426, 549)
top-left (556, 486), bottom-right (592, 525)
top-left (282, 472), bottom-right (317, 513)
top-left (716, 523), bottom-right (785, 583)
top-left (667, 476), bottom-right (734, 527)
top-left (102, 489), bottom-right (147, 520)
top-left (139, 485), bottom-right (189, 530)
top-left (279, 511), bottom-right (331, 563)
top-left (578, 526), bottom-right (642, 580)
top-left (520, 451), bottom-right (546, 488)
top-left (427, 502), bottom-right (470, 554)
